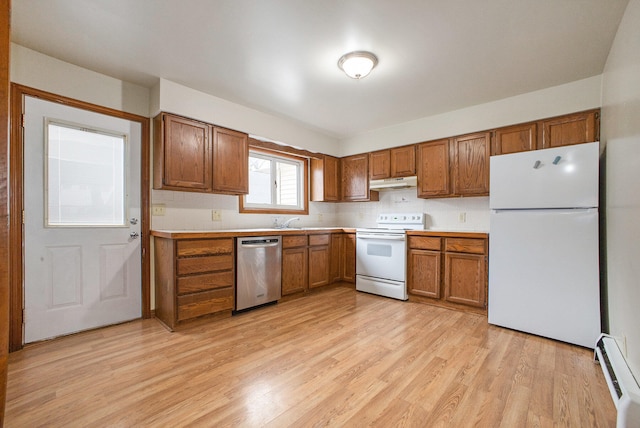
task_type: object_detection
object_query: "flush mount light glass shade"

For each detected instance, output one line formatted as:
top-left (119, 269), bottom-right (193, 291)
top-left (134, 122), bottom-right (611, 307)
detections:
top-left (338, 51), bottom-right (378, 79)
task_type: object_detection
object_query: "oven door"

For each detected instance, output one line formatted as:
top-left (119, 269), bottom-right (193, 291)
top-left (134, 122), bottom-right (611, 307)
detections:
top-left (356, 232), bottom-right (406, 282)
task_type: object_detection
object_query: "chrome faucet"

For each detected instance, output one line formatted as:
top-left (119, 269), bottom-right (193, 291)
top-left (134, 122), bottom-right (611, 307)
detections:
top-left (282, 217), bottom-right (300, 229)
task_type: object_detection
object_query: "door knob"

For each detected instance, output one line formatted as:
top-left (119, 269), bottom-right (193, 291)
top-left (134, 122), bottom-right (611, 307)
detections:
top-left (130, 232), bottom-right (140, 239)
top-left (130, 218), bottom-right (138, 225)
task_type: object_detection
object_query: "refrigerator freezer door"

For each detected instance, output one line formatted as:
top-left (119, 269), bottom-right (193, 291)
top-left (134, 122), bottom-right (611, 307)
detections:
top-left (490, 142), bottom-right (599, 209)
top-left (488, 208), bottom-right (600, 348)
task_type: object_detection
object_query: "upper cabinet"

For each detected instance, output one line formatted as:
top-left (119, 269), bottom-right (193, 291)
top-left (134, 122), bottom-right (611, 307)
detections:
top-left (154, 112), bottom-right (249, 195)
top-left (417, 133), bottom-right (489, 199)
top-left (451, 132), bottom-right (490, 196)
top-left (491, 122), bottom-right (537, 156)
top-left (369, 150), bottom-right (390, 180)
top-left (417, 139), bottom-right (450, 198)
top-left (211, 127), bottom-right (248, 194)
top-left (391, 145), bottom-right (416, 177)
top-left (154, 113), bottom-right (212, 192)
top-left (311, 155), bottom-right (340, 202)
top-left (341, 154), bottom-right (379, 202)
top-left (369, 145), bottom-right (416, 180)
top-left (541, 110), bottom-right (598, 149)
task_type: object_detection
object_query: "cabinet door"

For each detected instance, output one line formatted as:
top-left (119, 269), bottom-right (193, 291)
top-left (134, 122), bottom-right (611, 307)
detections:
top-left (160, 114), bottom-right (212, 191)
top-left (417, 139), bottom-right (450, 198)
top-left (282, 247), bottom-right (308, 295)
top-left (369, 150), bottom-right (390, 179)
top-left (492, 123), bottom-right (537, 156)
top-left (541, 110), bottom-right (598, 149)
top-left (407, 249), bottom-right (441, 298)
top-left (451, 132), bottom-right (490, 196)
top-left (330, 233), bottom-right (342, 283)
top-left (341, 233), bottom-right (356, 283)
top-left (212, 127), bottom-right (249, 194)
top-left (309, 246), bottom-right (330, 288)
top-left (311, 155), bottom-right (340, 202)
top-left (390, 145), bottom-right (416, 177)
top-left (444, 252), bottom-right (486, 308)
top-left (341, 154), bottom-right (371, 201)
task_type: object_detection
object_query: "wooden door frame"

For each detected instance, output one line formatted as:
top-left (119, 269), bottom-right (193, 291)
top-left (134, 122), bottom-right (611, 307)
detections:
top-left (1, 0), bottom-right (11, 423)
top-left (9, 84), bottom-right (151, 351)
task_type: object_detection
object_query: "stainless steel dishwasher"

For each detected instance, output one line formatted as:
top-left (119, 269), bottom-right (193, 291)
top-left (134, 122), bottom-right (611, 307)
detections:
top-left (235, 236), bottom-right (282, 311)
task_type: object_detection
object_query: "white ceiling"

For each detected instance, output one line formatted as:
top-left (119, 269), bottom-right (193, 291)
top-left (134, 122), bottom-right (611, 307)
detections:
top-left (11, 0), bottom-right (629, 139)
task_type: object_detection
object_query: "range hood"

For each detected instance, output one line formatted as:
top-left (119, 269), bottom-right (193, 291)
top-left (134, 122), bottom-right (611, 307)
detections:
top-left (369, 176), bottom-right (418, 190)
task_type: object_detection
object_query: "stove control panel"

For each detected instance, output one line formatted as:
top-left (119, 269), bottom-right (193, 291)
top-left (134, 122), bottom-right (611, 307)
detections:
top-left (376, 213), bottom-right (426, 229)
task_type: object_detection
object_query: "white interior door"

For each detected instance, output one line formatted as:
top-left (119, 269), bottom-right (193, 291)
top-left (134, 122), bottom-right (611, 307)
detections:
top-left (24, 96), bottom-right (142, 343)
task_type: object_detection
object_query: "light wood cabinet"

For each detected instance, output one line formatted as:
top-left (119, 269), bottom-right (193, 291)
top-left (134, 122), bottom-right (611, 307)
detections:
top-left (153, 112), bottom-right (249, 195)
top-left (391, 145), bottom-right (416, 177)
top-left (341, 154), bottom-right (379, 202)
top-left (443, 238), bottom-right (487, 308)
top-left (451, 132), bottom-right (490, 196)
top-left (369, 145), bottom-right (416, 180)
top-left (330, 233), bottom-right (342, 283)
top-left (311, 155), bottom-right (340, 202)
top-left (342, 233), bottom-right (356, 283)
top-left (417, 139), bottom-right (450, 198)
top-left (282, 235), bottom-right (309, 296)
top-left (407, 233), bottom-right (487, 313)
top-left (308, 234), bottom-right (330, 289)
top-left (491, 122), bottom-right (537, 155)
top-left (407, 237), bottom-right (442, 298)
top-left (154, 237), bottom-right (234, 330)
top-left (369, 150), bottom-right (390, 180)
top-left (212, 127), bottom-right (248, 194)
top-left (541, 110), bottom-right (598, 149)
top-left (154, 113), bottom-right (212, 191)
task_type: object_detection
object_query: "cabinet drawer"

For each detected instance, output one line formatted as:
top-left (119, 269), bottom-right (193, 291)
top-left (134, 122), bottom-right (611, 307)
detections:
top-left (177, 270), bottom-right (234, 294)
top-left (177, 239), bottom-right (233, 257)
top-left (177, 254), bottom-right (233, 275)
top-left (445, 238), bottom-right (486, 254)
top-left (177, 288), bottom-right (234, 320)
top-left (283, 235), bottom-right (308, 249)
top-left (309, 234), bottom-right (330, 246)
top-left (408, 236), bottom-right (441, 251)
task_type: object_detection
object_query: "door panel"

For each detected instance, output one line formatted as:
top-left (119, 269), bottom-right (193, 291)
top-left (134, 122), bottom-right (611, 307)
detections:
top-left (24, 96), bottom-right (142, 343)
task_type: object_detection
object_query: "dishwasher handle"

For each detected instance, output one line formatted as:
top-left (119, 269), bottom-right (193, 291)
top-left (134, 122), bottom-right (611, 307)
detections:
top-left (239, 237), bottom-right (281, 248)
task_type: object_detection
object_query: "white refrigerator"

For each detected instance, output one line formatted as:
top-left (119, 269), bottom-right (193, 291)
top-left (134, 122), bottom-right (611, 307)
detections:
top-left (488, 142), bottom-right (601, 348)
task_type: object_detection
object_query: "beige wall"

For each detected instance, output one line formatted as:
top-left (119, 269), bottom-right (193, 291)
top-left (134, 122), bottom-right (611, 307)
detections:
top-left (11, 44), bottom-right (150, 117)
top-left (339, 76), bottom-right (602, 157)
top-left (601, 0), bottom-right (640, 380)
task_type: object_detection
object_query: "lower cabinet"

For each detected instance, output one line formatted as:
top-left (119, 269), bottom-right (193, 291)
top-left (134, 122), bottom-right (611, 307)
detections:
top-left (407, 233), bottom-right (488, 313)
top-left (282, 232), bottom-right (355, 296)
top-left (282, 235), bottom-right (309, 296)
top-left (154, 236), bottom-right (235, 330)
top-left (308, 234), bottom-right (330, 288)
top-left (341, 233), bottom-right (356, 283)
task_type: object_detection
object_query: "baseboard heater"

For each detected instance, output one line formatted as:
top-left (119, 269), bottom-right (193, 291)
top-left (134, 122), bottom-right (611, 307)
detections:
top-left (595, 334), bottom-right (640, 427)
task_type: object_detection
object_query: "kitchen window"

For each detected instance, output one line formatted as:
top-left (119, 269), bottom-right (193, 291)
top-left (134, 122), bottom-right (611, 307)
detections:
top-left (239, 149), bottom-right (308, 214)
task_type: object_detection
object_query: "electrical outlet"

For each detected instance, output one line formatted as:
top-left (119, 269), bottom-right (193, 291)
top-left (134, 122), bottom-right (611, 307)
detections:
top-left (317, 213), bottom-right (323, 222)
top-left (152, 204), bottom-right (166, 216)
top-left (211, 209), bottom-right (222, 221)
top-left (458, 212), bottom-right (467, 223)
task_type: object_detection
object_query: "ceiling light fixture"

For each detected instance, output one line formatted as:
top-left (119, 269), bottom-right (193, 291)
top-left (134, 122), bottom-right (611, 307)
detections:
top-left (337, 51), bottom-right (378, 80)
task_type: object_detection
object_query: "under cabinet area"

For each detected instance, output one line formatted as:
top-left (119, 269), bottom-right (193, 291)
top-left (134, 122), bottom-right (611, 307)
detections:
top-left (407, 232), bottom-right (488, 314)
top-left (154, 236), bottom-right (235, 330)
top-left (153, 112), bottom-right (249, 194)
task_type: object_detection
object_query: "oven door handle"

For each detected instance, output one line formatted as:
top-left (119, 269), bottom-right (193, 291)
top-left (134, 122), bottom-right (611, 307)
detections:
top-left (356, 233), bottom-right (406, 241)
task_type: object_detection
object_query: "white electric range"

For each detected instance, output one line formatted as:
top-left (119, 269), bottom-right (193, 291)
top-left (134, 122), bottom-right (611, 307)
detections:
top-left (355, 213), bottom-right (426, 300)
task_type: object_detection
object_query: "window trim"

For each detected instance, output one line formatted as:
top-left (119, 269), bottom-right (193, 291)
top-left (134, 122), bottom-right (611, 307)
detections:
top-left (239, 148), bottom-right (309, 215)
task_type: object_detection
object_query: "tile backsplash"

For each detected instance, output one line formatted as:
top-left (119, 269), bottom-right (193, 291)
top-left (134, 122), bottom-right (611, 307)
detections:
top-left (151, 188), bottom-right (490, 232)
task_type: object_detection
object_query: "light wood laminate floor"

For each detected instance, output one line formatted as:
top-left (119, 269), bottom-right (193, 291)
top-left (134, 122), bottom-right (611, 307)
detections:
top-left (6, 286), bottom-right (615, 427)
